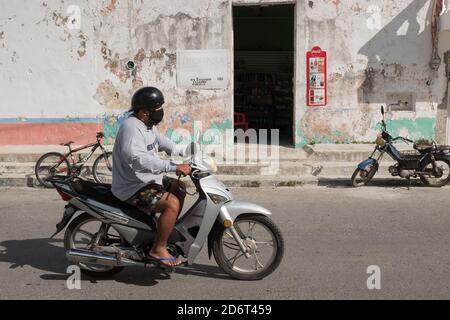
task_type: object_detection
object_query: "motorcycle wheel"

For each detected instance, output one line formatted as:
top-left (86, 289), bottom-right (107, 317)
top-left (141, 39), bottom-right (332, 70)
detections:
top-left (212, 214), bottom-right (284, 281)
top-left (64, 213), bottom-right (124, 277)
top-left (351, 164), bottom-right (378, 187)
top-left (419, 158), bottom-right (450, 187)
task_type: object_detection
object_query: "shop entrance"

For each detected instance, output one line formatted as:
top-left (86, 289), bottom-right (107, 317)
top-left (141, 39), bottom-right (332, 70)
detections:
top-left (233, 4), bottom-right (295, 145)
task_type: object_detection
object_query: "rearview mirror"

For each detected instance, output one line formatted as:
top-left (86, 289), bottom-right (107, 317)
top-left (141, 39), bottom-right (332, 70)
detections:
top-left (194, 130), bottom-right (201, 143)
top-left (185, 142), bottom-right (199, 157)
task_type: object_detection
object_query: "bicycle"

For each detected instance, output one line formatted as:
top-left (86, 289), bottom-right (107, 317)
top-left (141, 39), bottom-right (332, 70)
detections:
top-left (35, 132), bottom-right (113, 187)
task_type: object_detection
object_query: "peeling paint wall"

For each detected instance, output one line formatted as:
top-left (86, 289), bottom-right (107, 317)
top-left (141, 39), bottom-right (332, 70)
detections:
top-left (437, 6), bottom-right (450, 144)
top-left (0, 0), bottom-right (448, 147)
top-left (0, 0), bottom-right (232, 145)
top-left (295, 0), bottom-right (448, 146)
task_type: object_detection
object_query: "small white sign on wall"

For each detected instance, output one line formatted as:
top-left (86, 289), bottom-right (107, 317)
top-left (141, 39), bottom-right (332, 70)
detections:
top-left (177, 49), bottom-right (230, 89)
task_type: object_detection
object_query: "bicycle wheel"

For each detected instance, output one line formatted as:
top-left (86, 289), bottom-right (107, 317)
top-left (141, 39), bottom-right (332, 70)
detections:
top-left (35, 152), bottom-right (71, 188)
top-left (92, 152), bottom-right (112, 184)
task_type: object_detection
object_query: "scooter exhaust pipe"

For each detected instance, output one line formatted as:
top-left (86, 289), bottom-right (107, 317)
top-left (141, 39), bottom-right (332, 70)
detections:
top-left (66, 249), bottom-right (146, 268)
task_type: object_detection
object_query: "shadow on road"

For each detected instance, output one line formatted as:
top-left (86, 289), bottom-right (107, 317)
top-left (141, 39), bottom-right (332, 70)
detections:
top-left (0, 237), bottom-right (231, 286)
top-left (317, 177), bottom-right (431, 189)
top-left (0, 238), bottom-right (66, 273)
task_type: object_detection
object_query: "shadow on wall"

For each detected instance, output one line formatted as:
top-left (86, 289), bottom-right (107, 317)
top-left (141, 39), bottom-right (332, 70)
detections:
top-left (296, 1), bottom-right (438, 147)
top-left (358, 0), bottom-right (433, 105)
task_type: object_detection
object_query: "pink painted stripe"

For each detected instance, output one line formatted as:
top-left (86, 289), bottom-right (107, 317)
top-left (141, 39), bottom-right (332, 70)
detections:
top-left (0, 123), bottom-right (103, 145)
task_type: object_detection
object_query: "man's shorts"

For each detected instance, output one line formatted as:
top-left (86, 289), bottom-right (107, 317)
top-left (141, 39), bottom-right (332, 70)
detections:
top-left (125, 176), bottom-right (185, 213)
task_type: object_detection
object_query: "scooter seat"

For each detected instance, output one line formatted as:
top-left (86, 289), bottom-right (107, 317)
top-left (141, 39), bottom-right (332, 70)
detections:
top-left (69, 179), bottom-right (154, 227)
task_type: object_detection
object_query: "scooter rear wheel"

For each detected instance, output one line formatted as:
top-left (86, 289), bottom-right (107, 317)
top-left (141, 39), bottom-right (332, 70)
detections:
top-left (64, 213), bottom-right (124, 277)
top-left (419, 158), bottom-right (450, 187)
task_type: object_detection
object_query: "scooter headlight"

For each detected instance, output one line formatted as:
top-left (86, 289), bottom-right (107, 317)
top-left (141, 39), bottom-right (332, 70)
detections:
top-left (208, 193), bottom-right (228, 204)
top-left (210, 159), bottom-right (218, 173)
top-left (203, 157), bottom-right (218, 173)
top-left (375, 136), bottom-right (386, 147)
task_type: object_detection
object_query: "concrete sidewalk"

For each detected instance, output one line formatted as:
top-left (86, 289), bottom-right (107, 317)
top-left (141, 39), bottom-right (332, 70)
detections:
top-left (0, 143), bottom-right (414, 188)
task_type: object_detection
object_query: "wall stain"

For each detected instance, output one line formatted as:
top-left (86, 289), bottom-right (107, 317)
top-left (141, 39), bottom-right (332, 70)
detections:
top-left (0, 31), bottom-right (5, 50)
top-left (77, 33), bottom-right (87, 58)
top-left (351, 3), bottom-right (363, 13)
top-left (94, 80), bottom-right (130, 110)
top-left (101, 41), bottom-right (131, 83)
top-left (331, 0), bottom-right (341, 11)
top-left (360, 67), bottom-right (377, 101)
top-left (101, 0), bottom-right (118, 16)
top-left (135, 12), bottom-right (223, 52)
top-left (51, 11), bottom-right (69, 28)
top-left (148, 48), bottom-right (177, 81)
top-left (100, 41), bottom-right (148, 85)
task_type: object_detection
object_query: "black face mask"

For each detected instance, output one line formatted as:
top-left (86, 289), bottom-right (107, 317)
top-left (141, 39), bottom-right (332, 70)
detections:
top-left (150, 109), bottom-right (164, 126)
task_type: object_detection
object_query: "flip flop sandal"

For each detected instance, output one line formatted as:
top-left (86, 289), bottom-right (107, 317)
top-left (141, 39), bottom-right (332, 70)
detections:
top-left (146, 255), bottom-right (185, 268)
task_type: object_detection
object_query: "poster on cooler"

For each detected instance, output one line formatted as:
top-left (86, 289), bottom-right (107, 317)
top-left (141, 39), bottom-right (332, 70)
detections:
top-left (306, 46), bottom-right (327, 106)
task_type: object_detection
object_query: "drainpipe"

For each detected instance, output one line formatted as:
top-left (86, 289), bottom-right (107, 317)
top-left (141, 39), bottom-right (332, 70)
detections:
top-left (430, 0), bottom-right (444, 70)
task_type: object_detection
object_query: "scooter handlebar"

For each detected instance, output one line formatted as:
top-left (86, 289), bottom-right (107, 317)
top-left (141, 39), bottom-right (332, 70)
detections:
top-left (392, 136), bottom-right (413, 143)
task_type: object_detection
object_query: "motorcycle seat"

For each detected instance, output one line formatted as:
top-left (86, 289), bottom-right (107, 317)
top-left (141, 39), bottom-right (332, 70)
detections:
top-left (69, 179), bottom-right (154, 227)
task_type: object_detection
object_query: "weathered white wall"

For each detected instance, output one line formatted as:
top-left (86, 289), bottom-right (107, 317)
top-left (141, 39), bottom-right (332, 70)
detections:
top-left (295, 0), bottom-right (448, 145)
top-left (0, 0), bottom-right (448, 146)
top-left (436, 4), bottom-right (450, 144)
top-left (0, 0), bottom-right (233, 143)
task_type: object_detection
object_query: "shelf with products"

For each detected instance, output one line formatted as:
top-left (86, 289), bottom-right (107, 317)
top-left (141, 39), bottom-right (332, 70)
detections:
top-left (234, 66), bottom-right (293, 131)
top-left (272, 74), bottom-right (293, 130)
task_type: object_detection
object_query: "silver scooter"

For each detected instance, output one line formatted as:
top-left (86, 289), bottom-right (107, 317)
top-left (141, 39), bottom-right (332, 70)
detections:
top-left (49, 143), bottom-right (284, 280)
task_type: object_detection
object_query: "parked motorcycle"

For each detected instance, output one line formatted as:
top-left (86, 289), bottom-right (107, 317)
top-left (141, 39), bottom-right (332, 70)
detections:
top-left (351, 106), bottom-right (450, 187)
top-left (48, 142), bottom-right (284, 280)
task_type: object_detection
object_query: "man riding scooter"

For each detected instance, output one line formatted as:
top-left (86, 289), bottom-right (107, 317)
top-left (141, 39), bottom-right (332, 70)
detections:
top-left (111, 86), bottom-right (191, 267)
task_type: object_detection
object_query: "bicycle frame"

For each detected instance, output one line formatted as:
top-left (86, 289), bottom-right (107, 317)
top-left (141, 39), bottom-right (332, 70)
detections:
top-left (53, 140), bottom-right (111, 175)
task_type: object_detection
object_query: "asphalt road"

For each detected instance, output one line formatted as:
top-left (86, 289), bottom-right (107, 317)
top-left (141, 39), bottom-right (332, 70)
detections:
top-left (0, 184), bottom-right (449, 299)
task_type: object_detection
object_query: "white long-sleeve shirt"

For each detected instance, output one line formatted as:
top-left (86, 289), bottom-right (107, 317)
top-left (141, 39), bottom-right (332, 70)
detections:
top-left (111, 115), bottom-right (184, 201)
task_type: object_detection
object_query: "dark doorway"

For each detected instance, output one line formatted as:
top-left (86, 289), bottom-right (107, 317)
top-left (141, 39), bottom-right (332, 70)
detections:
top-left (233, 4), bottom-right (295, 145)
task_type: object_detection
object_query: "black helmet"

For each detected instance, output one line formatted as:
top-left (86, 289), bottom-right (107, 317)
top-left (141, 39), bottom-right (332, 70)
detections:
top-left (130, 87), bottom-right (165, 112)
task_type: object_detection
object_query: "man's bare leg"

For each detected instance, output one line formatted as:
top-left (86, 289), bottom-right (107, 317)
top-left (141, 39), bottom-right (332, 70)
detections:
top-left (149, 192), bottom-right (183, 266)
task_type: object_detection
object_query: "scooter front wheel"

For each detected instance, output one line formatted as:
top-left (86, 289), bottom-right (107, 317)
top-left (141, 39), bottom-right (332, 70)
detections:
top-left (351, 165), bottom-right (378, 187)
top-left (212, 214), bottom-right (284, 281)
